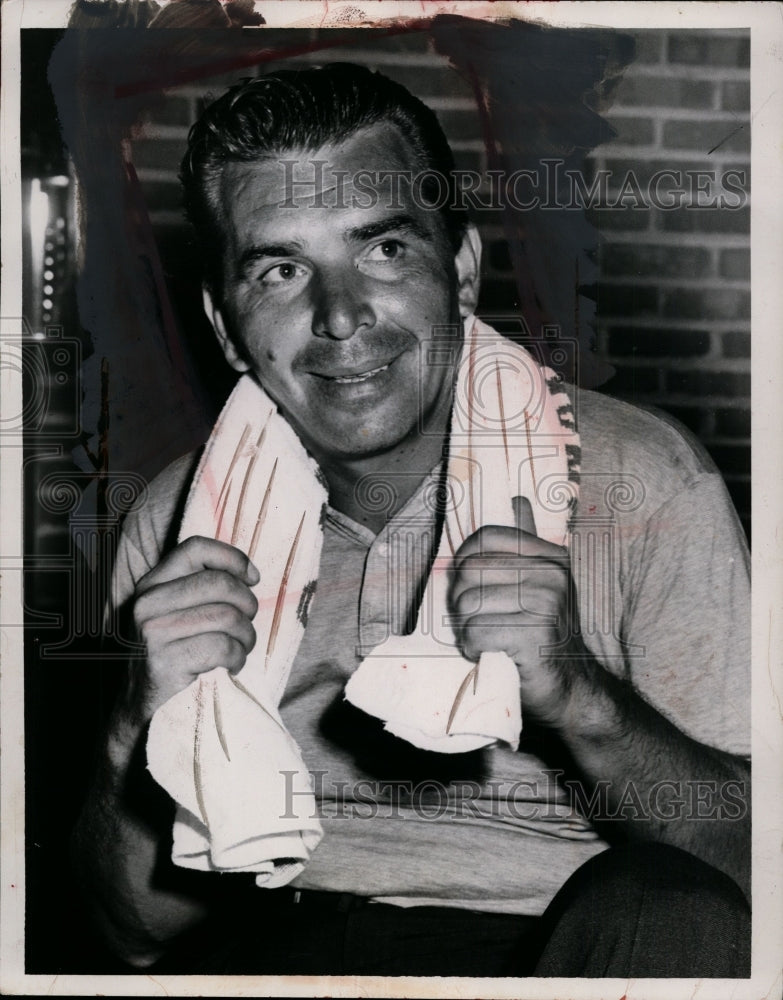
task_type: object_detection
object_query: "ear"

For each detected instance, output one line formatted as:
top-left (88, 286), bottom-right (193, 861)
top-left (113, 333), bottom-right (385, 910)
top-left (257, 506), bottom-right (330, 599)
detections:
top-left (454, 223), bottom-right (482, 318)
top-left (202, 286), bottom-right (250, 372)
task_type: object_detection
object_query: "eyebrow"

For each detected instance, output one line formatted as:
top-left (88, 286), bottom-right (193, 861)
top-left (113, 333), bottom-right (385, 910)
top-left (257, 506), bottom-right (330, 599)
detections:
top-left (345, 213), bottom-right (433, 245)
top-left (236, 213), bottom-right (434, 278)
top-left (237, 241), bottom-right (304, 278)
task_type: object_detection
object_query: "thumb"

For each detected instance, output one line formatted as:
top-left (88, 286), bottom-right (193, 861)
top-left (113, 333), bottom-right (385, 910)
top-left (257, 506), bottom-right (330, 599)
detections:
top-left (512, 496), bottom-right (538, 536)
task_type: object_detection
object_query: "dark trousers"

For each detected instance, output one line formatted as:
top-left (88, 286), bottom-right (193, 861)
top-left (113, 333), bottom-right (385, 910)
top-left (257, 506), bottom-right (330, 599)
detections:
top-left (159, 844), bottom-right (750, 978)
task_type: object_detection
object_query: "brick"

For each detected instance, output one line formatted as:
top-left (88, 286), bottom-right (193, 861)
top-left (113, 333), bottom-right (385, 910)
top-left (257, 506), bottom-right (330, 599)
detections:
top-left (600, 159), bottom-right (746, 211)
top-left (722, 331), bottom-right (751, 359)
top-left (587, 206), bottom-right (651, 232)
top-left (715, 408), bottom-right (750, 437)
top-left (630, 31), bottom-right (665, 64)
top-left (136, 179), bottom-right (183, 214)
top-left (602, 243), bottom-right (712, 279)
top-left (667, 33), bottom-right (750, 68)
top-left (601, 365), bottom-right (661, 395)
top-left (143, 95), bottom-right (194, 129)
top-left (452, 149), bottom-right (484, 176)
top-left (705, 444), bottom-right (750, 476)
top-left (596, 284), bottom-right (658, 317)
top-left (614, 75), bottom-right (714, 109)
top-left (660, 205), bottom-right (749, 235)
top-left (608, 327), bottom-right (710, 357)
top-left (661, 405), bottom-right (705, 435)
top-left (662, 119), bottom-right (749, 155)
top-left (724, 163), bottom-right (751, 195)
top-left (662, 288), bottom-right (750, 321)
top-left (719, 249), bottom-right (750, 281)
top-left (721, 80), bottom-right (750, 112)
top-left (381, 64), bottom-right (475, 103)
top-left (665, 369), bottom-right (750, 397)
top-left (436, 108), bottom-right (481, 140)
top-left (605, 116), bottom-right (655, 146)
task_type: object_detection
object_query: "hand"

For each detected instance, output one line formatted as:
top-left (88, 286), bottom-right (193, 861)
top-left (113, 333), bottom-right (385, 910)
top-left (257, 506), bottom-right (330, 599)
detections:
top-left (449, 499), bottom-right (590, 726)
top-left (123, 536), bottom-right (260, 722)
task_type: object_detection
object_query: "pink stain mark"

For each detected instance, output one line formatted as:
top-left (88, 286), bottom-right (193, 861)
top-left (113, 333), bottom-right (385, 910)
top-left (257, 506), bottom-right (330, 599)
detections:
top-left (219, 424), bottom-right (252, 509)
top-left (495, 357), bottom-right (510, 473)
top-left (444, 513), bottom-right (458, 557)
top-left (524, 410), bottom-right (538, 498)
top-left (446, 663), bottom-right (480, 734)
top-left (215, 478), bottom-right (233, 542)
top-left (231, 425), bottom-right (267, 546)
top-left (466, 336), bottom-right (478, 535)
top-left (265, 513), bottom-right (307, 669)
top-left (249, 458), bottom-right (278, 561)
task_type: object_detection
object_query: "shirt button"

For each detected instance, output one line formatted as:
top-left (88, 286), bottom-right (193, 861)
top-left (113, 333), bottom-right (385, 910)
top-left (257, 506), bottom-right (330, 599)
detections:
top-left (377, 542), bottom-right (389, 558)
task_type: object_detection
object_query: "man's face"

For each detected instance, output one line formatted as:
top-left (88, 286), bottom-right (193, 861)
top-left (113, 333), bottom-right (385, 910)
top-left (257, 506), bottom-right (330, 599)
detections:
top-left (206, 123), bottom-right (478, 466)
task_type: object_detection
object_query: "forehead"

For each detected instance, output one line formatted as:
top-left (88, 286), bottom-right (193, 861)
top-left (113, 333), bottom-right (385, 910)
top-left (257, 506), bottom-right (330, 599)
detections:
top-left (215, 123), bottom-right (445, 245)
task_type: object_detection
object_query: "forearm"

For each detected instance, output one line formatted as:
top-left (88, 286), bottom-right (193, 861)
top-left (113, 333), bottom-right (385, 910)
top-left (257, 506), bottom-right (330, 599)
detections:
top-left (551, 655), bottom-right (751, 901)
top-left (72, 708), bottom-right (210, 967)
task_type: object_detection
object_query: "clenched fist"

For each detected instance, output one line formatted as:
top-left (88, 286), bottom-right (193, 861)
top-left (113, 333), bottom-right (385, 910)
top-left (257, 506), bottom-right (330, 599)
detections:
top-left (123, 535), bottom-right (259, 722)
top-left (449, 498), bottom-right (590, 728)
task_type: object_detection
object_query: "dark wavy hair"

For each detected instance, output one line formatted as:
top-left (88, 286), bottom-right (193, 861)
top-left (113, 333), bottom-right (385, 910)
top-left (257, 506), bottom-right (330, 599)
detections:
top-left (180, 62), bottom-right (469, 295)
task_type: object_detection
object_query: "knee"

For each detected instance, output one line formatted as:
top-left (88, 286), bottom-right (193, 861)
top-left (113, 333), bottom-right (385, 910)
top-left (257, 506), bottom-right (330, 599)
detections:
top-left (571, 842), bottom-right (748, 915)
top-left (535, 844), bottom-right (750, 978)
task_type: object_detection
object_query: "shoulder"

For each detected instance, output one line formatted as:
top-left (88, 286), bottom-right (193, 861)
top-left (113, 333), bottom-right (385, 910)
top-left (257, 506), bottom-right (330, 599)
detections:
top-left (571, 386), bottom-right (720, 519)
top-left (121, 449), bottom-right (202, 566)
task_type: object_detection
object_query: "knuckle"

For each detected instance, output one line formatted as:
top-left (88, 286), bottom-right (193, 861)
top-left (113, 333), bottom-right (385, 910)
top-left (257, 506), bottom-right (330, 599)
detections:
top-left (132, 589), bottom-right (153, 625)
top-left (456, 589), bottom-right (480, 617)
top-left (222, 635), bottom-right (247, 670)
top-left (182, 534), bottom-right (209, 555)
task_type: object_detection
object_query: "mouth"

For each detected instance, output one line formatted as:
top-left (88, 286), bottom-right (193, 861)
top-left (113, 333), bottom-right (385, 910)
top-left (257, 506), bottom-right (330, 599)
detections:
top-left (311, 358), bottom-right (395, 385)
top-left (323, 362), bottom-right (391, 384)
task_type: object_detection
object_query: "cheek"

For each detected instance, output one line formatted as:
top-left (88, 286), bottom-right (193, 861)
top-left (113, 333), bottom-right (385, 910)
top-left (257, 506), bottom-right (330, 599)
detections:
top-left (230, 300), bottom-right (299, 370)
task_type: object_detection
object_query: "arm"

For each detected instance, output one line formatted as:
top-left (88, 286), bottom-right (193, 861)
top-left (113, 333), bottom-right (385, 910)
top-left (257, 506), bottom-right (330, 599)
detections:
top-left (72, 536), bottom-right (259, 967)
top-left (451, 499), bottom-right (751, 902)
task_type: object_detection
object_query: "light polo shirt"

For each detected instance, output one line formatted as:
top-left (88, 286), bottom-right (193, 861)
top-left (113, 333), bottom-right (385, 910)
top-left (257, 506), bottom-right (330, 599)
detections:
top-left (111, 385), bottom-right (750, 915)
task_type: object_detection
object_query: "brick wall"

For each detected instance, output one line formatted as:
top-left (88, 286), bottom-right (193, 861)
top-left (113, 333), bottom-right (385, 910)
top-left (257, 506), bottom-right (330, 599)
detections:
top-left (131, 26), bottom-right (751, 540)
top-left (588, 29), bottom-right (750, 541)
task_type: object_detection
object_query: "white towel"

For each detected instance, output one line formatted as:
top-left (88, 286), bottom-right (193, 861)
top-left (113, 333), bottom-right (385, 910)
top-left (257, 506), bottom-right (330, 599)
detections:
top-left (147, 381), bottom-right (328, 887)
top-left (146, 316), bottom-right (580, 884)
top-left (345, 319), bottom-right (580, 751)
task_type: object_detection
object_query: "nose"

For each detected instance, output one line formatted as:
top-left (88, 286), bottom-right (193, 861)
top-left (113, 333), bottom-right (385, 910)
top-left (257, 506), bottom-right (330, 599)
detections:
top-left (310, 269), bottom-right (376, 341)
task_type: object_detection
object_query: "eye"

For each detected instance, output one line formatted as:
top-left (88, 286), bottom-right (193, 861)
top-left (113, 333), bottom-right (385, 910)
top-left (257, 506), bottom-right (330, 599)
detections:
top-left (366, 239), bottom-right (405, 262)
top-left (260, 262), bottom-right (306, 285)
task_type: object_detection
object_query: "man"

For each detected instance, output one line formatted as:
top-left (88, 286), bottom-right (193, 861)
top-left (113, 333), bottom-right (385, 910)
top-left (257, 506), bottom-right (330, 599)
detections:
top-left (73, 63), bottom-right (751, 977)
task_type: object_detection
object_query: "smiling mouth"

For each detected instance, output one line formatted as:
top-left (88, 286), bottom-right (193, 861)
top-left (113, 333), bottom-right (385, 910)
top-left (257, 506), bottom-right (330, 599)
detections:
top-left (316, 362), bottom-right (392, 384)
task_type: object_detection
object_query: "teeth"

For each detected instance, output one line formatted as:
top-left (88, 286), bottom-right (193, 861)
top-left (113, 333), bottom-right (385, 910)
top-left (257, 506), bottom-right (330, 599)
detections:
top-left (331, 363), bottom-right (389, 384)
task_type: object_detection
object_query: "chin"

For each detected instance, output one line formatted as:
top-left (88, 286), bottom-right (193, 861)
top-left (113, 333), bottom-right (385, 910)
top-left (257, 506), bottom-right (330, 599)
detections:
top-left (317, 419), bottom-right (418, 462)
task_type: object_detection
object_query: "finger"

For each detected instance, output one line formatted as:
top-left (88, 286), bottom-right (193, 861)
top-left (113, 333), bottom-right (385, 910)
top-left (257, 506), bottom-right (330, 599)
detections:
top-left (455, 525), bottom-right (525, 562)
top-left (137, 535), bottom-right (260, 595)
top-left (139, 602), bottom-right (257, 653)
top-left (134, 569), bottom-right (259, 627)
top-left (163, 632), bottom-right (250, 678)
top-left (454, 611), bottom-right (532, 663)
top-left (453, 583), bottom-right (560, 622)
top-left (455, 526), bottom-right (570, 568)
top-left (513, 496), bottom-right (537, 536)
top-left (451, 560), bottom-right (567, 609)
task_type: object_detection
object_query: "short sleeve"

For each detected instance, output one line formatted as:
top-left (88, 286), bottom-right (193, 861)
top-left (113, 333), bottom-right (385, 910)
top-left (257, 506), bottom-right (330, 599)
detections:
top-left (622, 473), bottom-right (750, 757)
top-left (105, 450), bottom-right (198, 622)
